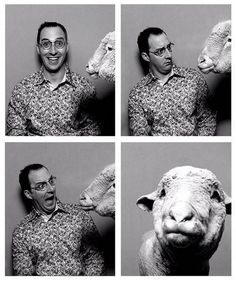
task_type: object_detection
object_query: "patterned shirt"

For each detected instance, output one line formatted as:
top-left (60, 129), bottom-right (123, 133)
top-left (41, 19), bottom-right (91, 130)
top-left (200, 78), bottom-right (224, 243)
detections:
top-left (128, 65), bottom-right (216, 136)
top-left (6, 66), bottom-right (101, 136)
top-left (12, 201), bottom-right (105, 276)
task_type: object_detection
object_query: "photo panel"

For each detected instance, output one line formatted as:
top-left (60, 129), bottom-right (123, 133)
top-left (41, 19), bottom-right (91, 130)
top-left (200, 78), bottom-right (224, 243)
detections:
top-left (6, 4), bottom-right (115, 136)
top-left (121, 142), bottom-right (231, 275)
top-left (5, 142), bottom-right (115, 276)
top-left (121, 4), bottom-right (231, 136)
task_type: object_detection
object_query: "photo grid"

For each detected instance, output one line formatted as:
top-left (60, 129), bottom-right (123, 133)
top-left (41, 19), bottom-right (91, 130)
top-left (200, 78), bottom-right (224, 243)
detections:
top-left (2, 1), bottom-right (234, 279)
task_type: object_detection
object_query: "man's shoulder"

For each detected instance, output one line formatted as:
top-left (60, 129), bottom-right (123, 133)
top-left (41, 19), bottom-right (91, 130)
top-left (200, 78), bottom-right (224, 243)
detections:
top-left (61, 202), bottom-right (91, 217)
top-left (175, 65), bottom-right (205, 80)
top-left (69, 71), bottom-right (95, 91)
top-left (14, 71), bottom-right (42, 88)
top-left (12, 212), bottom-right (36, 237)
top-left (130, 74), bottom-right (152, 95)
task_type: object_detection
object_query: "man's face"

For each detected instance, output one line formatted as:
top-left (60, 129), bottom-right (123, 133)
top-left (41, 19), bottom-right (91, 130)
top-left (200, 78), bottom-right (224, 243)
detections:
top-left (37, 26), bottom-right (68, 73)
top-left (27, 167), bottom-right (57, 215)
top-left (143, 33), bottom-right (173, 75)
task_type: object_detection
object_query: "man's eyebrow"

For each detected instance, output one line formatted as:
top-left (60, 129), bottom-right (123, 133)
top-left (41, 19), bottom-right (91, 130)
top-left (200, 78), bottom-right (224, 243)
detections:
top-left (41, 37), bottom-right (65, 41)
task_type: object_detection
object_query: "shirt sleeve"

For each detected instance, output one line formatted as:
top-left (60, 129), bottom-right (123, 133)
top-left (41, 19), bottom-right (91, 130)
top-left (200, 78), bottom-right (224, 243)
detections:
top-left (6, 83), bottom-right (28, 136)
top-left (80, 212), bottom-right (105, 276)
top-left (195, 74), bottom-right (217, 136)
top-left (12, 229), bottom-right (35, 275)
top-left (128, 88), bottom-right (151, 136)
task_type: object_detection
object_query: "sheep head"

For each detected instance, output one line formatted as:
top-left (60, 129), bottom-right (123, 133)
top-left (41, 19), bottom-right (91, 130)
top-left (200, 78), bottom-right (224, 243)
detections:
top-left (79, 164), bottom-right (115, 218)
top-left (198, 20), bottom-right (231, 74)
top-left (86, 31), bottom-right (115, 82)
top-left (137, 166), bottom-right (231, 264)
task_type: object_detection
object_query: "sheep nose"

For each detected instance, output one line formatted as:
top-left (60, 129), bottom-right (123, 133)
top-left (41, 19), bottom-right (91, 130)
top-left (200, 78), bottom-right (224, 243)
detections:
top-left (169, 202), bottom-right (194, 223)
top-left (198, 56), bottom-right (205, 64)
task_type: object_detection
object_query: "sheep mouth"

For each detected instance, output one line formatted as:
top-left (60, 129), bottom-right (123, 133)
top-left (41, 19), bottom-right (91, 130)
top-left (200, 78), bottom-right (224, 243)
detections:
top-left (79, 205), bottom-right (95, 211)
top-left (166, 232), bottom-right (199, 248)
top-left (89, 72), bottom-right (99, 79)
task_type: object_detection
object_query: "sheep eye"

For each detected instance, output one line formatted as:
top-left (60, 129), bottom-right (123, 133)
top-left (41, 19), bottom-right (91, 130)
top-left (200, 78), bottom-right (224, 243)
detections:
top-left (160, 189), bottom-right (166, 198)
top-left (227, 37), bottom-right (231, 43)
top-left (211, 190), bottom-right (222, 203)
top-left (107, 45), bottom-right (113, 51)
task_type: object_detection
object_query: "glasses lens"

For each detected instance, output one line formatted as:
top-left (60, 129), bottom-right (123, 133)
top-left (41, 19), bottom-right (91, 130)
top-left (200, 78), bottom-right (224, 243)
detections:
top-left (55, 39), bottom-right (65, 49)
top-left (167, 43), bottom-right (173, 52)
top-left (41, 40), bottom-right (51, 50)
top-left (49, 176), bottom-right (56, 186)
top-left (35, 182), bottom-right (46, 191)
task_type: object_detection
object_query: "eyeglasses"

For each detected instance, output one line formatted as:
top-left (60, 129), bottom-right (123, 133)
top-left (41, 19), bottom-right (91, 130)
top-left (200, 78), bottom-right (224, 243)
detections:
top-left (39, 39), bottom-right (66, 50)
top-left (149, 42), bottom-right (174, 57)
top-left (31, 176), bottom-right (56, 191)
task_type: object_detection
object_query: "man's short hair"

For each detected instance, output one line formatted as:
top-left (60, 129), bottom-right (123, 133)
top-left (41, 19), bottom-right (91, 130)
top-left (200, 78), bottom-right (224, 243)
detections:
top-left (137, 27), bottom-right (166, 54)
top-left (37, 21), bottom-right (68, 44)
top-left (19, 164), bottom-right (47, 191)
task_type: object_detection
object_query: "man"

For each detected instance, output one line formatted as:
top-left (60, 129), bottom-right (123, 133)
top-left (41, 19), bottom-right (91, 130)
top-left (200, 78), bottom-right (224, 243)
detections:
top-left (12, 164), bottom-right (105, 276)
top-left (128, 27), bottom-right (216, 136)
top-left (6, 22), bottom-right (100, 136)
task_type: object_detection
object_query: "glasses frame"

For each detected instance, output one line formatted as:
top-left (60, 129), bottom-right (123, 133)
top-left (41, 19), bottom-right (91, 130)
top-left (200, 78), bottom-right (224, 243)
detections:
top-left (39, 38), bottom-right (66, 51)
top-left (149, 42), bottom-right (174, 57)
top-left (30, 176), bottom-right (57, 192)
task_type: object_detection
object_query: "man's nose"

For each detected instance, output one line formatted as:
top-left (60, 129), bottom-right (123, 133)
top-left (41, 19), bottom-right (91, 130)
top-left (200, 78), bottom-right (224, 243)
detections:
top-left (165, 48), bottom-right (172, 58)
top-left (49, 43), bottom-right (57, 54)
top-left (46, 182), bottom-right (55, 191)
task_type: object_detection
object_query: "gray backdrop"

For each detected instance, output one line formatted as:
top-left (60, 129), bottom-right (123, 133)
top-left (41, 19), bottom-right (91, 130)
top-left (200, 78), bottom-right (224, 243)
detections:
top-left (5, 142), bottom-right (115, 276)
top-left (121, 5), bottom-right (231, 136)
top-left (121, 143), bottom-right (231, 275)
top-left (6, 5), bottom-right (115, 135)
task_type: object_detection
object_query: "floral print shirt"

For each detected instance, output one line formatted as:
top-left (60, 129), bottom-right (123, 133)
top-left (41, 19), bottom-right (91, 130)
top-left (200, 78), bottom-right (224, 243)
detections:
top-left (6, 66), bottom-right (101, 136)
top-left (12, 201), bottom-right (105, 276)
top-left (128, 65), bottom-right (216, 136)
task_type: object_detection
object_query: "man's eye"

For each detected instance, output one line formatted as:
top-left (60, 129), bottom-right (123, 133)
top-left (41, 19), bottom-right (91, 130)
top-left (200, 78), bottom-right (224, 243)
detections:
top-left (42, 41), bottom-right (50, 48)
top-left (55, 40), bottom-right (64, 48)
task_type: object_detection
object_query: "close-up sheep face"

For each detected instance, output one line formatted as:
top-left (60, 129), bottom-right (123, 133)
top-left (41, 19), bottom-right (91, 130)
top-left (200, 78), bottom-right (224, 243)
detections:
top-left (137, 166), bottom-right (231, 275)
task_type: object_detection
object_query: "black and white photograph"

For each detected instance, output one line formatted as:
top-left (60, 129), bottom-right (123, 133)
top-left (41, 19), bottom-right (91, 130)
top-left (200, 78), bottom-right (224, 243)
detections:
top-left (121, 5), bottom-right (231, 136)
top-left (5, 5), bottom-right (115, 136)
top-left (1, 1), bottom-right (235, 279)
top-left (5, 142), bottom-right (115, 276)
top-left (122, 142), bottom-right (231, 275)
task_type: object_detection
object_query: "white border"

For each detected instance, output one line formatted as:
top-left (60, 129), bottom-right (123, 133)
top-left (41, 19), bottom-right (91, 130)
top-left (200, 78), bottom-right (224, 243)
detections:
top-left (1, 0), bottom-right (234, 280)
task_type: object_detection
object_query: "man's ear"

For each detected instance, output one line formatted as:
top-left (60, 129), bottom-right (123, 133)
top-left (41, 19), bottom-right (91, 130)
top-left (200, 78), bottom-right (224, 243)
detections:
top-left (141, 52), bottom-right (150, 63)
top-left (24, 190), bottom-right (33, 200)
top-left (223, 191), bottom-right (231, 215)
top-left (136, 190), bottom-right (157, 212)
top-left (36, 45), bottom-right (40, 55)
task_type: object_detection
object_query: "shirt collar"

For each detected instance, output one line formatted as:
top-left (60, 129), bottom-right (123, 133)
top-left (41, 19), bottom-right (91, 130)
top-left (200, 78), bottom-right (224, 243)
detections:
top-left (142, 65), bottom-right (186, 87)
top-left (34, 64), bottom-right (76, 88)
top-left (28, 199), bottom-right (68, 222)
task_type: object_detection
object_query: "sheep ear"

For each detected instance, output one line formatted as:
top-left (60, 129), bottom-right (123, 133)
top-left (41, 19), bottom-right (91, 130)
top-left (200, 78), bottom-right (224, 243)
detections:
top-left (136, 191), bottom-right (157, 212)
top-left (223, 191), bottom-right (231, 215)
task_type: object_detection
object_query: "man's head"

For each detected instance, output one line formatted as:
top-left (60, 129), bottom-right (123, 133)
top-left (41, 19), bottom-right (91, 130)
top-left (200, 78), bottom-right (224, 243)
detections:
top-left (36, 22), bottom-right (69, 73)
top-left (19, 164), bottom-right (57, 215)
top-left (137, 27), bottom-right (173, 75)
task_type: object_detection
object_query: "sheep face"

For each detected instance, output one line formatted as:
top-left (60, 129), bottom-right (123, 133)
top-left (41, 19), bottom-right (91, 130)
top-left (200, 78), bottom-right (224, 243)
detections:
top-left (79, 164), bottom-right (115, 218)
top-left (137, 166), bottom-right (231, 261)
top-left (86, 31), bottom-right (115, 82)
top-left (198, 20), bottom-right (231, 74)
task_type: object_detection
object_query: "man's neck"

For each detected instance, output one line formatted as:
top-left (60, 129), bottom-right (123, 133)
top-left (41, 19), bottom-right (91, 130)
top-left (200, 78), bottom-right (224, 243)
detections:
top-left (149, 66), bottom-right (172, 81)
top-left (43, 65), bottom-right (66, 86)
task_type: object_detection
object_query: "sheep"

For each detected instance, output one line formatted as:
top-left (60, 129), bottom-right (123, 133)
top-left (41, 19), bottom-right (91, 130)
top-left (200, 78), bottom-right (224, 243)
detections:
top-left (86, 31), bottom-right (115, 82)
top-left (136, 166), bottom-right (231, 276)
top-left (79, 163), bottom-right (115, 218)
top-left (198, 20), bottom-right (231, 74)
